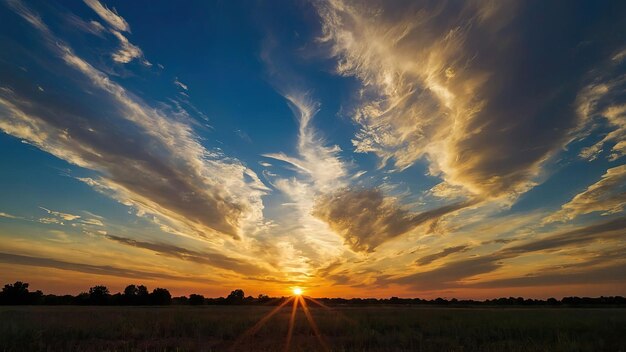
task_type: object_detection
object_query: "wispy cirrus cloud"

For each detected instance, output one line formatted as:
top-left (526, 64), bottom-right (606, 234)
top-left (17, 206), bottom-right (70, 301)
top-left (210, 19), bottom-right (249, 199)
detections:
top-left (65, 13), bottom-right (105, 37)
top-left (0, 1), bottom-right (267, 243)
top-left (81, 0), bottom-right (148, 65)
top-left (577, 52), bottom-right (626, 161)
top-left (174, 77), bottom-right (188, 91)
top-left (83, 0), bottom-right (129, 33)
top-left (0, 251), bottom-right (209, 282)
top-left (262, 93), bottom-right (347, 271)
top-left (103, 234), bottom-right (269, 276)
top-left (315, 0), bottom-right (626, 199)
top-left (110, 30), bottom-right (149, 65)
top-left (264, 93), bottom-right (348, 193)
top-left (544, 165), bottom-right (626, 223)
top-left (39, 207), bottom-right (81, 221)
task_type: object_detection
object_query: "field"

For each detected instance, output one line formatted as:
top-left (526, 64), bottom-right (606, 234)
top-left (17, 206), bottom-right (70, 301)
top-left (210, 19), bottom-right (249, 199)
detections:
top-left (1, 305), bottom-right (625, 351)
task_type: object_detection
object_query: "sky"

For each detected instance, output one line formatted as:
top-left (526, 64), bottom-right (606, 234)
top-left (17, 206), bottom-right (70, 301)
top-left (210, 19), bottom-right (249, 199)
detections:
top-left (0, 0), bottom-right (625, 299)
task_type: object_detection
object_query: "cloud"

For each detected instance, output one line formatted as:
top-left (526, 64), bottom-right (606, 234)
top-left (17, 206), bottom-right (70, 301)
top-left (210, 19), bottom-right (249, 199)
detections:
top-left (38, 217), bottom-right (64, 225)
top-left (577, 49), bottom-right (626, 161)
top-left (544, 165), bottom-right (626, 223)
top-left (80, 218), bottom-right (104, 226)
top-left (467, 260), bottom-right (626, 288)
top-left (174, 77), bottom-right (188, 91)
top-left (315, 0), bottom-right (626, 198)
top-left (80, 0), bottom-right (148, 65)
top-left (235, 129), bottom-right (252, 143)
top-left (416, 245), bottom-right (470, 266)
top-left (4, 0), bottom-right (49, 33)
top-left (104, 234), bottom-right (267, 276)
top-left (110, 30), bottom-right (149, 65)
top-left (83, 0), bottom-right (130, 32)
top-left (393, 254), bottom-right (504, 290)
top-left (36, 206), bottom-right (83, 226)
top-left (39, 207), bottom-right (81, 221)
top-left (1, 2), bottom-right (268, 241)
top-left (0, 252), bottom-right (208, 282)
top-left (391, 217), bottom-right (626, 289)
top-left (312, 187), bottom-right (474, 252)
top-left (263, 94), bottom-right (474, 254)
top-left (65, 14), bottom-right (106, 37)
top-left (502, 217), bottom-right (626, 255)
top-left (0, 212), bottom-right (17, 219)
top-left (264, 93), bottom-right (347, 193)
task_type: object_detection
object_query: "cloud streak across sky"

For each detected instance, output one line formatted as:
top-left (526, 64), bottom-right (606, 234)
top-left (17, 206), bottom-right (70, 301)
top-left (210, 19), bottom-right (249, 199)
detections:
top-left (0, 0), bottom-right (266, 243)
top-left (316, 0), bottom-right (626, 199)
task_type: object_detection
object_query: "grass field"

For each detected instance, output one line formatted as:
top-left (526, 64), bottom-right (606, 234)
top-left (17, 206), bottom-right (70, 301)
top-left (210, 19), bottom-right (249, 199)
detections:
top-left (1, 305), bottom-right (625, 351)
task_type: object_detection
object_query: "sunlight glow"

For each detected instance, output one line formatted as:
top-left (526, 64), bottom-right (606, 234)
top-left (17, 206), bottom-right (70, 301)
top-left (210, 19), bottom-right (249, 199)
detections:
top-left (293, 287), bottom-right (303, 296)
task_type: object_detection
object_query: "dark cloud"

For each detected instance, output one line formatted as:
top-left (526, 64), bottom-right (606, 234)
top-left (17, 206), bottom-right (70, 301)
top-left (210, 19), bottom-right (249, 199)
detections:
top-left (312, 187), bottom-right (473, 252)
top-left (392, 217), bottom-right (626, 289)
top-left (0, 252), bottom-right (206, 282)
top-left (481, 238), bottom-right (518, 245)
top-left (468, 262), bottom-right (626, 288)
top-left (391, 254), bottom-right (505, 289)
top-left (104, 234), bottom-right (267, 276)
top-left (416, 245), bottom-right (471, 266)
top-left (500, 217), bottom-right (626, 255)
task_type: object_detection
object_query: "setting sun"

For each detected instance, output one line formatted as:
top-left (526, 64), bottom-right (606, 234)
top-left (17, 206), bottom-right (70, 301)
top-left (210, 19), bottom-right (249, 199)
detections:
top-left (292, 288), bottom-right (303, 296)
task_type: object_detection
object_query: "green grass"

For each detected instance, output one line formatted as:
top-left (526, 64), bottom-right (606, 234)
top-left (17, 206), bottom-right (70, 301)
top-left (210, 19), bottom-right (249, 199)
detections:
top-left (0, 306), bottom-right (624, 351)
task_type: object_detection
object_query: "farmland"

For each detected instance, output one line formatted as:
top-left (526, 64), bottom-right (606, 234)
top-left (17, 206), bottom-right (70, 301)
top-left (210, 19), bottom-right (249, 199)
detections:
top-left (1, 305), bottom-right (624, 351)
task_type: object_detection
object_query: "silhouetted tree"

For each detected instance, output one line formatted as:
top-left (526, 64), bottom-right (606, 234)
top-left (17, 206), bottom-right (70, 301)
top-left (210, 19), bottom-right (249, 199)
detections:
top-left (122, 284), bottom-right (136, 305)
top-left (150, 288), bottom-right (171, 305)
top-left (3, 280), bottom-right (626, 307)
top-left (124, 284), bottom-right (138, 296)
top-left (74, 292), bottom-right (89, 305)
top-left (189, 294), bottom-right (205, 305)
top-left (257, 294), bottom-right (270, 303)
top-left (137, 285), bottom-right (150, 305)
top-left (172, 296), bottom-right (189, 305)
top-left (226, 289), bottom-right (245, 304)
top-left (0, 281), bottom-right (39, 305)
top-left (88, 285), bottom-right (110, 305)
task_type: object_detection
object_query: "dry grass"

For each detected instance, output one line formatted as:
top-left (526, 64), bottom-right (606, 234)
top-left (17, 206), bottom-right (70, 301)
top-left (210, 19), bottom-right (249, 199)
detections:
top-left (1, 305), bottom-right (625, 351)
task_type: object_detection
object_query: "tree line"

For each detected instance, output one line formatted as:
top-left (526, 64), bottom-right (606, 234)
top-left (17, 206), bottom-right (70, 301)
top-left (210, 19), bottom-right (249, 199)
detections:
top-left (1, 281), bottom-right (625, 306)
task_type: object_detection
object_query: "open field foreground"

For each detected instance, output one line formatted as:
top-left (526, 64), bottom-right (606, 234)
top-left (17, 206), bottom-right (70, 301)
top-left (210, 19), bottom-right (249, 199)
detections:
top-left (1, 305), bottom-right (625, 352)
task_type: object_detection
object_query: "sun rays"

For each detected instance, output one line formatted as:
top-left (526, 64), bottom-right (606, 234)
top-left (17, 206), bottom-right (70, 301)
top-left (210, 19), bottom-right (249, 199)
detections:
top-left (284, 297), bottom-right (298, 352)
top-left (297, 295), bottom-right (330, 351)
top-left (231, 293), bottom-right (331, 351)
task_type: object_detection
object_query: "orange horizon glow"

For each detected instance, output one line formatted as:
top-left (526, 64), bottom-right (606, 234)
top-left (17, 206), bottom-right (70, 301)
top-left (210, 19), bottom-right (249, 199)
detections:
top-left (2, 263), bottom-right (625, 300)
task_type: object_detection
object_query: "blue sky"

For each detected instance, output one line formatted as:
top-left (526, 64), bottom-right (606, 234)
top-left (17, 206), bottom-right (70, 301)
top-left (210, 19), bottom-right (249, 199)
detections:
top-left (0, 0), bottom-right (625, 298)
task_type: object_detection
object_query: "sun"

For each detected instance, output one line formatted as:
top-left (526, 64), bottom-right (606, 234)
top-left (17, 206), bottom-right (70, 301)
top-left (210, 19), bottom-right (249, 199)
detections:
top-left (292, 287), bottom-right (303, 296)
